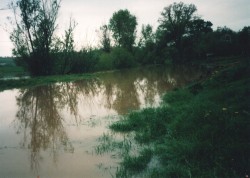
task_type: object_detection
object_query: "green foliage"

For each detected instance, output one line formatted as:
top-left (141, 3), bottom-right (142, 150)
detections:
top-left (208, 27), bottom-right (240, 57)
top-left (135, 24), bottom-right (158, 65)
top-left (0, 57), bottom-right (15, 66)
top-left (109, 9), bottom-right (137, 51)
top-left (111, 47), bottom-right (136, 69)
top-left (99, 24), bottom-right (111, 53)
top-left (0, 57), bottom-right (27, 78)
top-left (162, 89), bottom-right (193, 103)
top-left (157, 2), bottom-right (197, 62)
top-left (95, 52), bottom-right (114, 71)
top-left (0, 66), bottom-right (25, 78)
top-left (52, 18), bottom-right (77, 74)
top-left (70, 49), bottom-right (100, 73)
top-left (188, 19), bottom-right (213, 35)
top-left (238, 26), bottom-right (250, 56)
top-left (184, 19), bottom-right (213, 59)
top-left (6, 1), bottom-right (248, 78)
top-left (139, 24), bottom-right (155, 48)
top-left (122, 149), bottom-right (153, 172)
top-left (114, 148), bottom-right (153, 178)
top-left (10, 0), bottom-right (61, 76)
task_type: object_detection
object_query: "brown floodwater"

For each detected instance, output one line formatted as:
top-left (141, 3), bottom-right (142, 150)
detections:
top-left (0, 65), bottom-right (201, 178)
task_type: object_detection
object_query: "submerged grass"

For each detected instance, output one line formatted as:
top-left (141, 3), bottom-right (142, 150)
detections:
top-left (110, 58), bottom-right (250, 177)
top-left (115, 148), bottom-right (153, 178)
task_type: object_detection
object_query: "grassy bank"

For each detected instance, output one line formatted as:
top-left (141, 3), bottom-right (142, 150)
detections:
top-left (110, 57), bottom-right (250, 177)
top-left (0, 57), bottom-right (26, 78)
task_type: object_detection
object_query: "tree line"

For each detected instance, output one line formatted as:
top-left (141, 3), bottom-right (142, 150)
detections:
top-left (9, 0), bottom-right (250, 76)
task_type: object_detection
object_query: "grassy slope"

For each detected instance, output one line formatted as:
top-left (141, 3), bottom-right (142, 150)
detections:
top-left (110, 57), bottom-right (250, 177)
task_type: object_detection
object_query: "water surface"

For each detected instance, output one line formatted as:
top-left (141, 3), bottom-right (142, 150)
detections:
top-left (0, 65), bottom-right (201, 178)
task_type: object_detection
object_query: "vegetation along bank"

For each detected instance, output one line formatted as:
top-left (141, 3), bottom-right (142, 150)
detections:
top-left (4, 1), bottom-right (249, 77)
top-left (108, 57), bottom-right (250, 177)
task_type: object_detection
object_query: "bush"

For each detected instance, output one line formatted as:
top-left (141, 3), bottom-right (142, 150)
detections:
top-left (70, 49), bottom-right (100, 73)
top-left (111, 47), bottom-right (136, 69)
top-left (95, 52), bottom-right (114, 71)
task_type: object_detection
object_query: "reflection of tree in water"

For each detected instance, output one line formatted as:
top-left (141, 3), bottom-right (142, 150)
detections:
top-left (16, 85), bottom-right (74, 171)
top-left (99, 65), bottom-right (201, 114)
top-left (110, 71), bottom-right (140, 115)
top-left (100, 69), bottom-right (148, 115)
top-left (15, 78), bottom-right (103, 171)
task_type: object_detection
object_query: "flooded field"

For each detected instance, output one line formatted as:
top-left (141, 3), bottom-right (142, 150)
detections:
top-left (0, 65), bottom-right (201, 178)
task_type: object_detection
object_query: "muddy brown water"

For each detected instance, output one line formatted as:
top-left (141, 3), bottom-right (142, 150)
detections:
top-left (0, 65), bottom-right (201, 178)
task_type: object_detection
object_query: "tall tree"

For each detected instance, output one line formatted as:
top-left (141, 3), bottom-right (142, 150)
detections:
top-left (99, 24), bottom-right (111, 52)
top-left (109, 9), bottom-right (137, 51)
top-left (137, 24), bottom-right (156, 64)
top-left (186, 19), bottom-right (213, 59)
top-left (238, 26), bottom-right (250, 56)
top-left (188, 19), bottom-right (213, 36)
top-left (139, 24), bottom-right (155, 48)
top-left (212, 26), bottom-right (239, 56)
top-left (158, 2), bottom-right (197, 62)
top-left (52, 18), bottom-right (77, 74)
top-left (10, 0), bottom-right (60, 76)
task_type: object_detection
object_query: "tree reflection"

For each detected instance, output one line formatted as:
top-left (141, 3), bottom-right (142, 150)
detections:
top-left (109, 71), bottom-right (141, 114)
top-left (15, 78), bottom-right (103, 171)
top-left (16, 85), bottom-right (74, 171)
top-left (98, 65), bottom-right (200, 114)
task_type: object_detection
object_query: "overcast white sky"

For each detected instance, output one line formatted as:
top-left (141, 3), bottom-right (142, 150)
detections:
top-left (0, 0), bottom-right (250, 56)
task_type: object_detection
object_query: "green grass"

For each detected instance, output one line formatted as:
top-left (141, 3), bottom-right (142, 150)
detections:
top-left (0, 66), bottom-right (26, 78)
top-left (122, 149), bottom-right (153, 172)
top-left (110, 58), bottom-right (250, 177)
top-left (0, 57), bottom-right (26, 78)
top-left (115, 148), bottom-right (153, 177)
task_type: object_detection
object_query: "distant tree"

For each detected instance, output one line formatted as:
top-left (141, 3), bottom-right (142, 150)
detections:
top-left (52, 18), bottom-right (77, 74)
top-left (99, 24), bottom-right (111, 53)
top-left (9, 0), bottom-right (60, 76)
top-left (109, 9), bottom-right (137, 51)
top-left (238, 26), bottom-right (250, 56)
top-left (139, 24), bottom-right (155, 48)
top-left (137, 24), bottom-right (156, 64)
top-left (158, 2), bottom-right (197, 62)
top-left (188, 19), bottom-right (213, 36)
top-left (211, 26), bottom-right (239, 56)
top-left (185, 19), bottom-right (213, 59)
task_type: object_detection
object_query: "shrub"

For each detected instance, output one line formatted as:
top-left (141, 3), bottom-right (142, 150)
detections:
top-left (95, 52), bottom-right (114, 71)
top-left (111, 47), bottom-right (136, 69)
